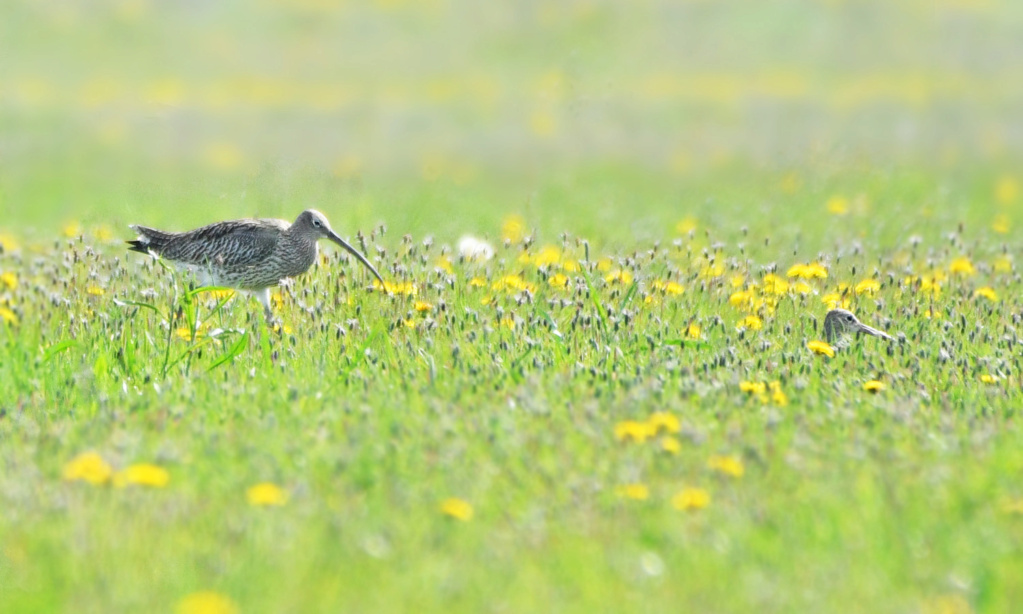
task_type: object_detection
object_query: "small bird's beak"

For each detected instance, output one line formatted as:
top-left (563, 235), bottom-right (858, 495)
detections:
top-left (327, 230), bottom-right (385, 286)
top-left (854, 321), bottom-right (894, 341)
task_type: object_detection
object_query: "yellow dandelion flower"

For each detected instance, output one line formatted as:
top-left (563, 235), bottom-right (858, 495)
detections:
top-left (614, 420), bottom-right (656, 443)
top-left (272, 323), bottom-right (294, 335)
top-left (739, 315), bottom-right (763, 331)
top-left (993, 255), bottom-right (1012, 273)
top-left (491, 274), bottom-right (528, 292)
top-left (605, 270), bottom-right (633, 285)
top-left (699, 263), bottom-right (725, 278)
top-left (440, 497), bottom-right (473, 521)
top-left (500, 215), bottom-right (526, 243)
top-left (616, 484), bottom-right (650, 501)
top-left (826, 196), bottom-right (849, 216)
top-left (246, 482), bottom-right (288, 507)
top-left (176, 591), bottom-right (239, 614)
top-left (0, 307), bottom-right (18, 325)
top-left (786, 264), bottom-right (808, 278)
top-left (434, 256), bottom-right (454, 274)
top-left (729, 274), bottom-right (746, 288)
top-left (905, 275), bottom-right (943, 297)
top-left (995, 175), bottom-right (1019, 205)
top-left (821, 293), bottom-right (850, 310)
top-left (992, 214), bottom-right (1010, 234)
top-left (468, 277), bottom-right (487, 288)
top-left (0, 233), bottom-right (20, 252)
top-left (1, 271), bottom-right (16, 289)
top-left (596, 258), bottom-right (613, 272)
top-left (200, 289), bottom-right (235, 301)
top-left (863, 380), bottom-right (885, 393)
top-left (114, 463), bottom-right (170, 488)
top-left (787, 263), bottom-right (828, 279)
top-left (532, 245), bottom-right (562, 267)
top-left (62, 222), bottom-right (82, 238)
top-left (919, 276), bottom-right (942, 297)
top-left (739, 381), bottom-right (767, 395)
top-left (374, 280), bottom-right (417, 296)
top-left (86, 285), bottom-right (105, 296)
top-left (949, 257), bottom-right (975, 276)
top-left (671, 487), bottom-right (711, 511)
top-left (63, 452), bottom-right (112, 485)
top-left (661, 436), bottom-right (681, 455)
top-left (708, 454), bottom-right (745, 478)
top-left (651, 279), bottom-right (685, 295)
top-left (807, 340), bottom-right (835, 358)
top-left (980, 374), bottom-right (998, 384)
top-left (790, 281), bottom-right (812, 295)
top-left (91, 225), bottom-right (114, 242)
top-left (855, 279), bottom-right (880, 296)
top-left (175, 327), bottom-right (206, 341)
top-left (676, 217), bottom-right (697, 234)
top-left (549, 273), bottom-right (569, 288)
top-left (414, 301), bottom-right (433, 312)
top-left (761, 273), bottom-right (789, 295)
top-left (769, 381), bottom-right (788, 406)
top-left (729, 290), bottom-right (755, 309)
top-left (924, 309), bottom-right (939, 319)
top-left (644, 295), bottom-right (661, 306)
top-left (974, 287), bottom-right (998, 302)
top-left (686, 324), bottom-right (701, 339)
top-left (647, 412), bottom-right (681, 435)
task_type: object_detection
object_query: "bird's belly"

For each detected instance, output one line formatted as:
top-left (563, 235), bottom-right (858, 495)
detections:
top-left (169, 245), bottom-right (316, 290)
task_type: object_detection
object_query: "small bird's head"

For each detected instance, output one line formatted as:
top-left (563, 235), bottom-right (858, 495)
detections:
top-left (294, 209), bottom-right (385, 285)
top-left (823, 308), bottom-right (894, 344)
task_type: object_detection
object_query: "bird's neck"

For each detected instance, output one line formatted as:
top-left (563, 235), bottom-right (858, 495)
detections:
top-left (280, 229), bottom-right (319, 271)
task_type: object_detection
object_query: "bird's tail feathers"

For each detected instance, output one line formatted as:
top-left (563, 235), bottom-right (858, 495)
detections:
top-left (127, 225), bottom-right (174, 254)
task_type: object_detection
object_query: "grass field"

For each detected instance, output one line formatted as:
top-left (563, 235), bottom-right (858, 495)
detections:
top-left (3, 1), bottom-right (1023, 613)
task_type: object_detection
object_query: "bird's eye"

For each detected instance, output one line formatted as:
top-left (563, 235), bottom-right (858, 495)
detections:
top-left (845, 315), bottom-right (854, 322)
top-left (313, 219), bottom-right (321, 227)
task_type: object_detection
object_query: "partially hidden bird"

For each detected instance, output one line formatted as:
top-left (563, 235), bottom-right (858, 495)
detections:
top-left (127, 209), bottom-right (384, 319)
top-left (823, 308), bottom-right (894, 346)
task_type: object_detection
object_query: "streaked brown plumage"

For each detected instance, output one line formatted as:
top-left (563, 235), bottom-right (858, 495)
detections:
top-left (823, 308), bottom-right (894, 345)
top-left (128, 209), bottom-right (384, 318)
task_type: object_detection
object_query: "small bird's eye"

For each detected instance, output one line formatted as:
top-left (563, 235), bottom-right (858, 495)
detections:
top-left (313, 219), bottom-right (321, 227)
top-left (845, 315), bottom-right (854, 322)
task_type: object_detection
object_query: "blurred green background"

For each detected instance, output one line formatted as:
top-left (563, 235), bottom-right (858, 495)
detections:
top-left (3, 0), bottom-right (1022, 246)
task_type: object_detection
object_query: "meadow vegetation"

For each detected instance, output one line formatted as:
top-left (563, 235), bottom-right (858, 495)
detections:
top-left (2, 1), bottom-right (1023, 612)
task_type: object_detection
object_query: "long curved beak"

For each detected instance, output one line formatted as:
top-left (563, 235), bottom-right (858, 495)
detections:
top-left (854, 321), bottom-right (894, 341)
top-left (327, 230), bottom-right (385, 286)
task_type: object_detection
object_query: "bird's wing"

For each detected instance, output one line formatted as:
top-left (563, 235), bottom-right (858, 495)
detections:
top-left (158, 219), bottom-right (288, 267)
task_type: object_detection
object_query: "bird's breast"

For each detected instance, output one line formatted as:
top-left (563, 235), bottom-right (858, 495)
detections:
top-left (273, 237), bottom-right (318, 278)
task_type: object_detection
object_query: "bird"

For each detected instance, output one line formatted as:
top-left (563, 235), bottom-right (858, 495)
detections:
top-left (127, 209), bottom-right (384, 319)
top-left (823, 308), bottom-right (894, 346)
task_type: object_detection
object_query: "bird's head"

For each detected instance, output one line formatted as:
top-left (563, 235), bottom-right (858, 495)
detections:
top-left (294, 209), bottom-right (384, 285)
top-left (823, 308), bottom-right (893, 344)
